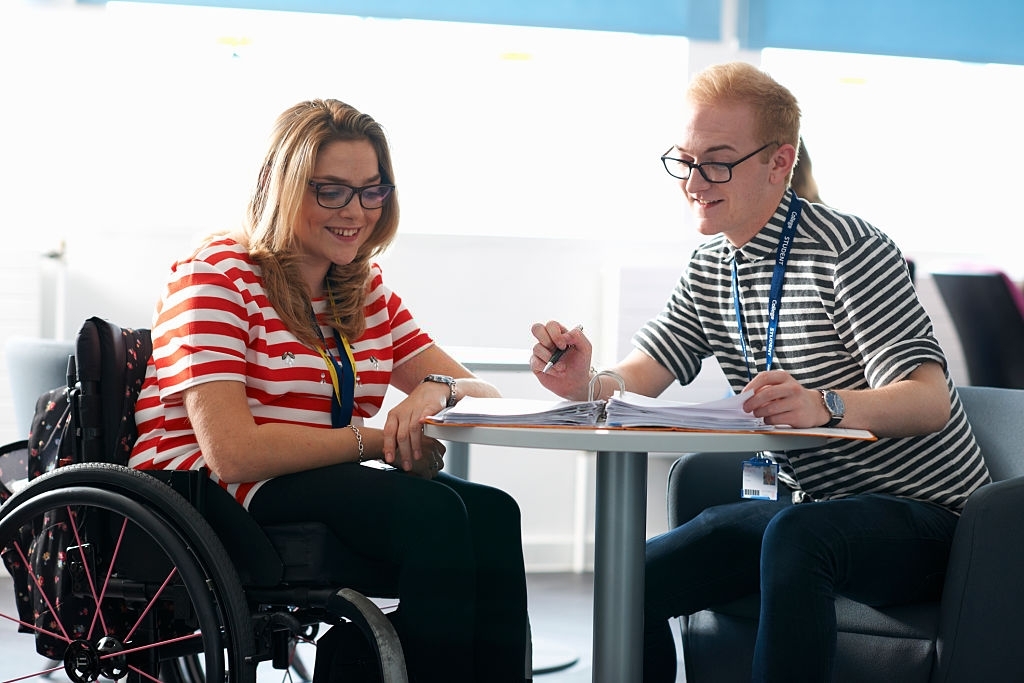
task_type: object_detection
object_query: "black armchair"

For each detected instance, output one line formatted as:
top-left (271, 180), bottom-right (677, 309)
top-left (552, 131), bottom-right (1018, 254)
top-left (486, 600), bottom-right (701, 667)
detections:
top-left (665, 385), bottom-right (1024, 683)
top-left (932, 270), bottom-right (1024, 388)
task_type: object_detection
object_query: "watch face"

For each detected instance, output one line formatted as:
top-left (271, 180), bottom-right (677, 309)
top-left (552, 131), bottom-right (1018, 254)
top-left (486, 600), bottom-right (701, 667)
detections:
top-left (825, 391), bottom-right (845, 416)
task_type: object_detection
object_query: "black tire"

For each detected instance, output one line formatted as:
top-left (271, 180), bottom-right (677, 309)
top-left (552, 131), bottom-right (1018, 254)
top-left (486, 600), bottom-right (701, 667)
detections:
top-left (0, 464), bottom-right (255, 682)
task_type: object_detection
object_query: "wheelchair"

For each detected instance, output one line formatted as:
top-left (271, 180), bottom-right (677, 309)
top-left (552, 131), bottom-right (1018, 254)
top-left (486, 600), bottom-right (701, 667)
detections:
top-left (0, 317), bottom-right (408, 683)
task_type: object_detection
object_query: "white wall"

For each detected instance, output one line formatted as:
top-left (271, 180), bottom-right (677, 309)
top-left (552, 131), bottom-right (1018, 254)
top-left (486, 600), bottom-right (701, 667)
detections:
top-left (0, 227), bottom-right (972, 572)
top-left (6, 227), bottom-right (723, 571)
top-left (0, 0), bottom-right (997, 572)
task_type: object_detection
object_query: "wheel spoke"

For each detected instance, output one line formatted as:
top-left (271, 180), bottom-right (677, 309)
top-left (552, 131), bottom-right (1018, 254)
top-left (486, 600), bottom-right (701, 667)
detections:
top-left (126, 664), bottom-right (163, 683)
top-left (83, 511), bottom-right (130, 640)
top-left (9, 536), bottom-right (72, 644)
top-left (0, 466), bottom-right (255, 683)
top-left (1, 662), bottom-right (65, 683)
top-left (123, 566), bottom-right (179, 644)
top-left (0, 598), bottom-right (71, 644)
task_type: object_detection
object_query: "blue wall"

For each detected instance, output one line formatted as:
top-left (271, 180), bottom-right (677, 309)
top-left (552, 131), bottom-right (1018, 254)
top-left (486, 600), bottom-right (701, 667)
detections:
top-left (88, 0), bottom-right (1024, 64)
top-left (743, 0), bottom-right (1024, 65)
top-left (103, 0), bottom-right (722, 39)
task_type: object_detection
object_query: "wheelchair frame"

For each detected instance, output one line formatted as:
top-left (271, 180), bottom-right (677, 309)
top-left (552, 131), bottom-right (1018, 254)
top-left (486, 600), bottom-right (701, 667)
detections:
top-left (0, 317), bottom-right (407, 683)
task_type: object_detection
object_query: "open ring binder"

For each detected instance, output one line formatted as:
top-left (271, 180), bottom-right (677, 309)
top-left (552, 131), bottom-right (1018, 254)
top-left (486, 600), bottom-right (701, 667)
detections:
top-left (588, 370), bottom-right (625, 401)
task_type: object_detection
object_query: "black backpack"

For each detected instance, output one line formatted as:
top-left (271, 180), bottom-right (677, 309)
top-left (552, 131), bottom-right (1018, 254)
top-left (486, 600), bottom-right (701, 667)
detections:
top-left (0, 317), bottom-right (152, 657)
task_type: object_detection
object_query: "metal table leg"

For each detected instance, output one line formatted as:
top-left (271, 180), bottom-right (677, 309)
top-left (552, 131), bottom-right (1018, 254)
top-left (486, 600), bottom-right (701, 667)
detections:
top-left (443, 440), bottom-right (470, 479)
top-left (592, 450), bottom-right (648, 682)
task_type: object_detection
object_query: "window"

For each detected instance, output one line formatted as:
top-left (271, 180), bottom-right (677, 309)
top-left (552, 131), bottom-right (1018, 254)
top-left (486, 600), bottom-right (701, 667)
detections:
top-left (3, 2), bottom-right (690, 243)
top-left (762, 48), bottom-right (1024, 274)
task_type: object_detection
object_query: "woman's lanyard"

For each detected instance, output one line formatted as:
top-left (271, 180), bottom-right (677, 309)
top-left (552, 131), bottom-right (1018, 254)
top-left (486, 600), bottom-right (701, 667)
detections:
top-left (730, 190), bottom-right (803, 382)
top-left (311, 312), bottom-right (358, 428)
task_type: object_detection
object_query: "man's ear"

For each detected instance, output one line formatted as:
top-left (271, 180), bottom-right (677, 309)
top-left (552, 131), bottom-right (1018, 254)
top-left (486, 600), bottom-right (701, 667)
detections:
top-left (769, 143), bottom-right (798, 185)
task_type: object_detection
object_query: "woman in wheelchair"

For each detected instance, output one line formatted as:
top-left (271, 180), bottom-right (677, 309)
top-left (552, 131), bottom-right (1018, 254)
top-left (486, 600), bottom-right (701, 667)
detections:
top-left (127, 99), bottom-right (532, 682)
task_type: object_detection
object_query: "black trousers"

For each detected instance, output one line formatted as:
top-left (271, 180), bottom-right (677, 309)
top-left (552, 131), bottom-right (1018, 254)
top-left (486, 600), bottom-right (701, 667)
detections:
top-left (249, 464), bottom-right (531, 683)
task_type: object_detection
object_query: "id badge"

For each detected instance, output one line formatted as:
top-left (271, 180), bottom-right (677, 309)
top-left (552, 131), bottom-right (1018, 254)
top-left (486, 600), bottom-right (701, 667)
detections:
top-left (741, 454), bottom-right (779, 501)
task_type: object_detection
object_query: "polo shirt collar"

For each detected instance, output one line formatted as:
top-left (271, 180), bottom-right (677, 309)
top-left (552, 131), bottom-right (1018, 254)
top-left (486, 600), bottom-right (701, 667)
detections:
top-left (720, 191), bottom-right (796, 266)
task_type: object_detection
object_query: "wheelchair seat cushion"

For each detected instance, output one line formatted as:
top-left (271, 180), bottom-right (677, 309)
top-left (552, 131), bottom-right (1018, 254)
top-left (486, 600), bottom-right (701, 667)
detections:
top-left (263, 522), bottom-right (398, 595)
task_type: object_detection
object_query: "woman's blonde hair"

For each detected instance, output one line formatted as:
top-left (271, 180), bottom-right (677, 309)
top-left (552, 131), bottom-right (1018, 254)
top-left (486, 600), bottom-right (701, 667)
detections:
top-left (244, 99), bottom-right (399, 347)
top-left (687, 62), bottom-right (801, 180)
top-left (791, 137), bottom-right (823, 204)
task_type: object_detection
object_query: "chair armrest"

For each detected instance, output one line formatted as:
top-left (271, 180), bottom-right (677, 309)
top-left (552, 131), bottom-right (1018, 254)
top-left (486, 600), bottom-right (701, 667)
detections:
top-left (666, 451), bottom-right (757, 528)
top-left (934, 476), bottom-right (1024, 682)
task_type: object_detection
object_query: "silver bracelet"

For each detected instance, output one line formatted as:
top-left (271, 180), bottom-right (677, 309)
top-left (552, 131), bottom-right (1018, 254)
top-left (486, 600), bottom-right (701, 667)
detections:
top-left (588, 366), bottom-right (602, 399)
top-left (348, 424), bottom-right (365, 462)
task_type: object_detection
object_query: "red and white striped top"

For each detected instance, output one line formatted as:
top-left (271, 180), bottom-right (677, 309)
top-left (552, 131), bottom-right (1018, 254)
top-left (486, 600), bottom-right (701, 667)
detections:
top-left (129, 237), bottom-right (434, 507)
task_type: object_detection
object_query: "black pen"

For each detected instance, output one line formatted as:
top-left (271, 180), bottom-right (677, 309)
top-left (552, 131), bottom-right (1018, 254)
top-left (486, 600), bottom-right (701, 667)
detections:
top-left (542, 324), bottom-right (583, 374)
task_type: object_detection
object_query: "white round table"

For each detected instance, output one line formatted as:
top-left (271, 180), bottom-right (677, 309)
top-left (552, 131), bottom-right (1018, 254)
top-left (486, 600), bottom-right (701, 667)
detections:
top-left (424, 423), bottom-right (829, 683)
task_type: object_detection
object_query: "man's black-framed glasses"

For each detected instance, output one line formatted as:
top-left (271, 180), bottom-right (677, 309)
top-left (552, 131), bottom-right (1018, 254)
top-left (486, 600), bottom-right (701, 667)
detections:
top-left (660, 142), bottom-right (777, 183)
top-left (308, 181), bottom-right (395, 209)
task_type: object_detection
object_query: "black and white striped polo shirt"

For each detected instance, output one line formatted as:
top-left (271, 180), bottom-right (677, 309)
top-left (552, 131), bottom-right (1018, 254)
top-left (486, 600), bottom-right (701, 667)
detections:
top-left (634, 193), bottom-right (990, 512)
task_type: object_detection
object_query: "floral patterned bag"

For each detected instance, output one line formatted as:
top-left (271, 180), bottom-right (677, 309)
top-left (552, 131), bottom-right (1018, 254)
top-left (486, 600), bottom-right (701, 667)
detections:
top-left (0, 383), bottom-right (87, 650)
top-left (1, 319), bottom-right (152, 657)
top-left (0, 440), bottom-right (29, 505)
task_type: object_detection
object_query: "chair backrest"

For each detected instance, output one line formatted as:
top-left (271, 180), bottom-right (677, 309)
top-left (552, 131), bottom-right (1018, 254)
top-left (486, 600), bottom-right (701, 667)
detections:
top-left (957, 385), bottom-right (1024, 482)
top-left (932, 271), bottom-right (1024, 389)
top-left (70, 317), bottom-right (286, 586)
top-left (4, 336), bottom-right (76, 436)
top-left (74, 317), bottom-right (152, 465)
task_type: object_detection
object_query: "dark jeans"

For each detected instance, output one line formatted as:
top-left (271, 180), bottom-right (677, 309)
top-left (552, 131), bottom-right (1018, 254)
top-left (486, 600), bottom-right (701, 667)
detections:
top-left (644, 493), bottom-right (958, 682)
top-left (249, 465), bottom-right (531, 683)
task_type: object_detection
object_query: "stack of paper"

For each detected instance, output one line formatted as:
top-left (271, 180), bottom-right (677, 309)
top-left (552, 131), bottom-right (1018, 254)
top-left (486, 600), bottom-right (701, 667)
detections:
top-left (605, 390), bottom-right (770, 430)
top-left (432, 397), bottom-right (606, 426)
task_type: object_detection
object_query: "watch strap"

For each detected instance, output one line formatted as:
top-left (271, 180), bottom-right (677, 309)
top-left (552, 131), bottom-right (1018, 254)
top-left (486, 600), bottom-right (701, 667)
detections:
top-left (423, 374), bottom-right (458, 407)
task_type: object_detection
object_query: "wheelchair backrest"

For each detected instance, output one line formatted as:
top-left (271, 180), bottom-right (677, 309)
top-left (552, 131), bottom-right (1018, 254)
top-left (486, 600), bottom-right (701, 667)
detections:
top-left (73, 316), bottom-right (152, 465)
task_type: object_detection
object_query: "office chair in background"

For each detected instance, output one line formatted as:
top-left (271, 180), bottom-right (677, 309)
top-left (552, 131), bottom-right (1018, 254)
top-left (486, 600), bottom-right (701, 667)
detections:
top-left (931, 270), bottom-right (1024, 389)
top-left (666, 385), bottom-right (1024, 683)
top-left (4, 337), bottom-right (76, 437)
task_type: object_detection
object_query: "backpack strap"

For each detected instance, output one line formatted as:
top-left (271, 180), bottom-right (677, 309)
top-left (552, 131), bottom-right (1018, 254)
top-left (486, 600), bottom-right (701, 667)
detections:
top-left (75, 317), bottom-right (152, 465)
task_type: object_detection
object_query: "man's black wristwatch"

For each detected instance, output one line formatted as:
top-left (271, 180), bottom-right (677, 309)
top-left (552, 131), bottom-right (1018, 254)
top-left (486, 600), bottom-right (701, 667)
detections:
top-left (423, 374), bottom-right (458, 407)
top-left (820, 389), bottom-right (845, 428)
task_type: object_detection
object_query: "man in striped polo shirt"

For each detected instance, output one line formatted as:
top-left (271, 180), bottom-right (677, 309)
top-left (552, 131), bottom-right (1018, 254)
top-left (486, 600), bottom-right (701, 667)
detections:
top-left (530, 61), bottom-right (989, 682)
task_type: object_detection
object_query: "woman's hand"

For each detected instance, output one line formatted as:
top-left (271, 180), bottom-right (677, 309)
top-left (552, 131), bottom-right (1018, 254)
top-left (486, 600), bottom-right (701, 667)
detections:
top-left (381, 382), bottom-right (451, 473)
top-left (403, 437), bottom-right (446, 479)
top-left (381, 343), bottom-right (500, 474)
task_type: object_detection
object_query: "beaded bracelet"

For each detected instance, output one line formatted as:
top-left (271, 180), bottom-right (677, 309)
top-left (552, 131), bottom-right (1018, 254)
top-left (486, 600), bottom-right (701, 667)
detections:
top-left (348, 424), bottom-right (365, 462)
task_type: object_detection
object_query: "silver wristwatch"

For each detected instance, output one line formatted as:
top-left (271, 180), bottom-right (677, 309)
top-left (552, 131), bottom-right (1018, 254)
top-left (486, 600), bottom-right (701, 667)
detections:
top-left (820, 389), bottom-right (845, 428)
top-left (423, 374), bottom-right (458, 407)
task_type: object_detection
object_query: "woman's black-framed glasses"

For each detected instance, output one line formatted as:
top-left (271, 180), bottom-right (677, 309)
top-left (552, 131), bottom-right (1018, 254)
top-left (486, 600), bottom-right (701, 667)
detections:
top-left (660, 142), bottom-right (777, 183)
top-left (308, 181), bottom-right (395, 209)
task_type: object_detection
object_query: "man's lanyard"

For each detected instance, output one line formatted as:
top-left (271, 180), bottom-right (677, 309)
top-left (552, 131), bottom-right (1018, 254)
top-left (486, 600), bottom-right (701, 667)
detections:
top-left (730, 190), bottom-right (803, 381)
top-left (311, 313), bottom-right (358, 428)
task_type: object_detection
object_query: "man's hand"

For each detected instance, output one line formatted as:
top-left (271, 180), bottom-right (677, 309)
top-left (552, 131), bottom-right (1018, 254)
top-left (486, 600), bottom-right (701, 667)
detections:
top-left (742, 370), bottom-right (828, 428)
top-left (530, 321), bottom-right (593, 401)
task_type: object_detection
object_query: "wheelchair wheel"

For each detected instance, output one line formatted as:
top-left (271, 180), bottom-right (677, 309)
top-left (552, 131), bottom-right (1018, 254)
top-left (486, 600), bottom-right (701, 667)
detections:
top-left (161, 653), bottom-right (207, 683)
top-left (0, 464), bottom-right (255, 682)
top-left (160, 648), bottom-right (315, 683)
